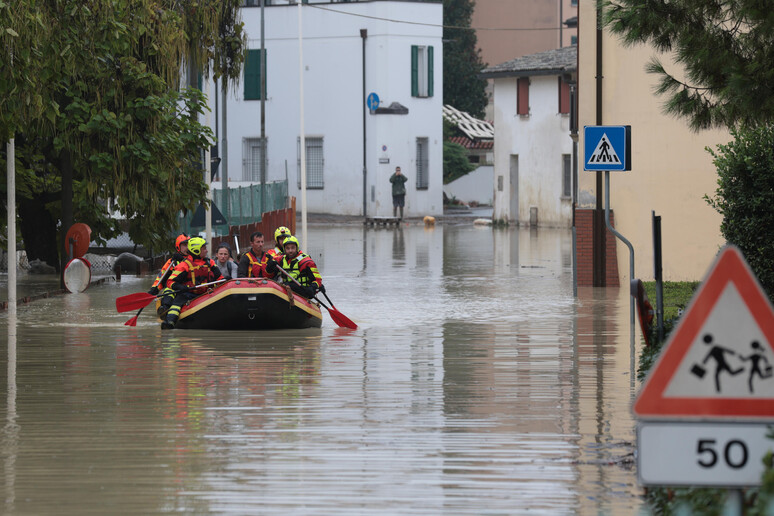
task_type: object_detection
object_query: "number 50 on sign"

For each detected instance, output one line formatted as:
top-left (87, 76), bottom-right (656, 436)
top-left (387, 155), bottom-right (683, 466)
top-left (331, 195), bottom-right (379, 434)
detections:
top-left (638, 422), bottom-right (773, 486)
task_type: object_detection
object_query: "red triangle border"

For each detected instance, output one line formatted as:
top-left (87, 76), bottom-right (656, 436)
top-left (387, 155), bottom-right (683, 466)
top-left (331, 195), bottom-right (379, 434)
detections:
top-left (633, 246), bottom-right (774, 419)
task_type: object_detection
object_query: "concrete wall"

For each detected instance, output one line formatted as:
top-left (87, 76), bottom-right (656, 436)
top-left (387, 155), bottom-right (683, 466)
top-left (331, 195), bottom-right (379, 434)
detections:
top-left (577, 0), bottom-right (730, 281)
top-left (492, 75), bottom-right (574, 227)
top-left (443, 165), bottom-right (493, 206)
top-left (210, 1), bottom-right (444, 217)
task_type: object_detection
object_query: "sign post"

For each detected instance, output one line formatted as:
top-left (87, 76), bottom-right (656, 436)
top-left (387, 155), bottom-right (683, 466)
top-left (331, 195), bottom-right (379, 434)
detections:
top-left (634, 246), bottom-right (774, 492)
top-left (583, 125), bottom-right (635, 351)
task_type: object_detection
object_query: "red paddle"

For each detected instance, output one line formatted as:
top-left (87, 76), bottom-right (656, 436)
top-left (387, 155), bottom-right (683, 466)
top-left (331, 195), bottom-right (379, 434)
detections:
top-left (317, 296), bottom-right (358, 330)
top-left (116, 291), bottom-right (159, 313)
top-left (116, 279), bottom-right (228, 314)
top-left (124, 305), bottom-right (148, 326)
top-left (274, 267), bottom-right (357, 329)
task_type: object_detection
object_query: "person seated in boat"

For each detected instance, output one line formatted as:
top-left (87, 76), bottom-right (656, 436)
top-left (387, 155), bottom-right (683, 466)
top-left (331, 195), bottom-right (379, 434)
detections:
top-left (160, 237), bottom-right (222, 330)
top-left (148, 233), bottom-right (188, 296)
top-left (266, 226), bottom-right (292, 262)
top-left (265, 236), bottom-right (324, 299)
top-left (237, 231), bottom-right (271, 278)
top-left (215, 243), bottom-right (238, 280)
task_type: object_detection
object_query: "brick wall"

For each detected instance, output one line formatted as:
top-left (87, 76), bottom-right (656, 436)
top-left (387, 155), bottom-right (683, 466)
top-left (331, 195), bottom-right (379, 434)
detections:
top-left (575, 208), bottom-right (619, 287)
top-left (213, 197), bottom-right (296, 256)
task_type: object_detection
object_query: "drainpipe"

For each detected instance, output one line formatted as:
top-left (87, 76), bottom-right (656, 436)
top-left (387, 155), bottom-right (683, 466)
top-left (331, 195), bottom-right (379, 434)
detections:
top-left (570, 80), bottom-right (578, 296)
top-left (594, 5), bottom-right (606, 287)
top-left (361, 29), bottom-right (368, 218)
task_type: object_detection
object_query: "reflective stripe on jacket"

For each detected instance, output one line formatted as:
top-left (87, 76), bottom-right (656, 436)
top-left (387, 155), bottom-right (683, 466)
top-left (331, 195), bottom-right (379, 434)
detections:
top-left (266, 247), bottom-right (283, 262)
top-left (280, 253), bottom-right (322, 288)
top-left (151, 256), bottom-right (185, 289)
top-left (167, 256), bottom-right (221, 293)
top-left (246, 250), bottom-right (270, 278)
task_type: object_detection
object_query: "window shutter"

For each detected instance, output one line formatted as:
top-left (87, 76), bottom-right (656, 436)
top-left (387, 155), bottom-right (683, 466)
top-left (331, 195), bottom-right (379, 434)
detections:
top-left (517, 77), bottom-right (529, 115)
top-left (558, 77), bottom-right (570, 114)
top-left (411, 45), bottom-right (418, 97)
top-left (244, 49), bottom-right (263, 100)
top-left (427, 46), bottom-right (434, 97)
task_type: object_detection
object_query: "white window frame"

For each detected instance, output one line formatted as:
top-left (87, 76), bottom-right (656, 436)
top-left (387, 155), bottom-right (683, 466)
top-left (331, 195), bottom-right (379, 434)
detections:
top-left (297, 136), bottom-right (324, 189)
top-left (242, 137), bottom-right (267, 182)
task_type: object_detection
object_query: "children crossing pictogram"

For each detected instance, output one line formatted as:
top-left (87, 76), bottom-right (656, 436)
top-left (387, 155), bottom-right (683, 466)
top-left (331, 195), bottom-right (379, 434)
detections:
top-left (633, 246), bottom-right (774, 419)
top-left (587, 134), bottom-right (621, 165)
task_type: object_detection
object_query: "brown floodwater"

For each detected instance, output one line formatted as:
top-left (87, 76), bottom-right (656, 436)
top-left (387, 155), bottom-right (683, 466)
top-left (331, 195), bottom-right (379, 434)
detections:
top-left (1, 223), bottom-right (644, 514)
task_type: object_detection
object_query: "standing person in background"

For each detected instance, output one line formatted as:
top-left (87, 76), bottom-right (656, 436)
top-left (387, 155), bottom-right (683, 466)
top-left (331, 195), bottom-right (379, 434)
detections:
top-left (215, 243), bottom-right (238, 280)
top-left (390, 166), bottom-right (408, 219)
top-left (237, 231), bottom-right (270, 278)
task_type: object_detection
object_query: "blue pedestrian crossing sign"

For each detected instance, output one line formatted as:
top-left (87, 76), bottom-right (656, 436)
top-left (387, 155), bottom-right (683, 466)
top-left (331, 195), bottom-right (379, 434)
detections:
top-left (584, 125), bottom-right (631, 171)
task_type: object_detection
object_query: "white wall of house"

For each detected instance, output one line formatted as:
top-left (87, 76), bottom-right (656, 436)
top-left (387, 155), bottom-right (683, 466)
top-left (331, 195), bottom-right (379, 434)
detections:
top-left (443, 165), bottom-right (493, 206)
top-left (208, 2), bottom-right (443, 217)
top-left (492, 75), bottom-right (573, 227)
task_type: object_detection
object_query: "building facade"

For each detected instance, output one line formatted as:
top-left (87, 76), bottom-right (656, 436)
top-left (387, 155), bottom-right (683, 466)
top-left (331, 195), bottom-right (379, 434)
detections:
top-left (210, 1), bottom-right (444, 218)
top-left (482, 46), bottom-right (576, 227)
top-left (577, 0), bottom-right (729, 282)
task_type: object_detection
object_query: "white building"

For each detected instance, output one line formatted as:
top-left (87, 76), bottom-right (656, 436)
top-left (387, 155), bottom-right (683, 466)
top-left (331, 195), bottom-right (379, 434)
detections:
top-left (481, 46), bottom-right (576, 227)
top-left (209, 1), bottom-right (444, 218)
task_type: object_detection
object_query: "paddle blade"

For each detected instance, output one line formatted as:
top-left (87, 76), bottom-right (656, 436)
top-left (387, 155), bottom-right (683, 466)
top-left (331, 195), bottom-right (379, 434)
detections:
top-left (124, 305), bottom-right (147, 326)
top-left (116, 292), bottom-right (156, 313)
top-left (326, 306), bottom-right (357, 330)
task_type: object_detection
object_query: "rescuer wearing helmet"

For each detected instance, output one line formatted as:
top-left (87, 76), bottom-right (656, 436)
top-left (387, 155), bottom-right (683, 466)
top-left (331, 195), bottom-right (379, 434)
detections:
top-left (159, 237), bottom-right (222, 330)
top-left (237, 231), bottom-right (271, 278)
top-left (265, 235), bottom-right (324, 299)
top-left (148, 233), bottom-right (189, 297)
top-left (267, 226), bottom-right (292, 262)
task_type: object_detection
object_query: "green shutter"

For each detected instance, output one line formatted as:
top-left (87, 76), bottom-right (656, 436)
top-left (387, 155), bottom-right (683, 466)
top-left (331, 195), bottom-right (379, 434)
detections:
top-left (411, 45), bottom-right (418, 97)
top-left (427, 46), bottom-right (434, 97)
top-left (244, 49), bottom-right (264, 100)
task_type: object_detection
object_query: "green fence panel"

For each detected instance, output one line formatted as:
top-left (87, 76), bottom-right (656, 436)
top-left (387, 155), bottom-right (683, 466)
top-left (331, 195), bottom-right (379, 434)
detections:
top-left (178, 180), bottom-right (288, 236)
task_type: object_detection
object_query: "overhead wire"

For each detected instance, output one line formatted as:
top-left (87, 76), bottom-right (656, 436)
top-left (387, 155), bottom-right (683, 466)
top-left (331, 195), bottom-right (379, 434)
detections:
top-left (305, 3), bottom-right (566, 32)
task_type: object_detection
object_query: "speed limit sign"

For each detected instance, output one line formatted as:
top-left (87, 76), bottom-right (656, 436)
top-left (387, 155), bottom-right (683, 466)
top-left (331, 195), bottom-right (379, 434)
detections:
top-left (638, 422), bottom-right (772, 486)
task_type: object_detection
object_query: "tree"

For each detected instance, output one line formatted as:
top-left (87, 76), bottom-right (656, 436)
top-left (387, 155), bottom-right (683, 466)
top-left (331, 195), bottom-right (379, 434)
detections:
top-left (443, 140), bottom-right (476, 185)
top-left (0, 0), bottom-right (246, 270)
top-left (442, 119), bottom-right (475, 184)
top-left (604, 0), bottom-right (774, 131)
top-left (443, 0), bottom-right (488, 119)
top-left (707, 125), bottom-right (774, 300)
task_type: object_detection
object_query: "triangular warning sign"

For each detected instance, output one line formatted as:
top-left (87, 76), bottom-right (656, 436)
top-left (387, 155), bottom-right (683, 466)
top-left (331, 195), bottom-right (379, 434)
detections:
top-left (633, 246), bottom-right (774, 420)
top-left (587, 133), bottom-right (621, 166)
top-left (190, 201), bottom-right (227, 227)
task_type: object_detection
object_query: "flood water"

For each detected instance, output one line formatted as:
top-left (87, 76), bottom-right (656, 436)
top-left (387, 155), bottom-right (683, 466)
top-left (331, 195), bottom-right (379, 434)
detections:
top-left (1, 223), bottom-right (645, 514)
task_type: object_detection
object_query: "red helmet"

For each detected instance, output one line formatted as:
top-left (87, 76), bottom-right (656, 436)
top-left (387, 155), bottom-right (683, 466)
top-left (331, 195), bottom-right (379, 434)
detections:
top-left (175, 233), bottom-right (189, 253)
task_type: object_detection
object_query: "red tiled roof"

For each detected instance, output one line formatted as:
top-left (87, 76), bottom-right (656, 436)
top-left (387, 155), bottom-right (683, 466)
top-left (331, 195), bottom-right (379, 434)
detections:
top-left (449, 136), bottom-right (494, 150)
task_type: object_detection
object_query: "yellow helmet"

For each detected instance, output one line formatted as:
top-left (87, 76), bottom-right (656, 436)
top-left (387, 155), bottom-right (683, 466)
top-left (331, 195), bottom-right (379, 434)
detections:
top-left (282, 235), bottom-right (300, 251)
top-left (187, 237), bottom-right (207, 256)
top-left (274, 226), bottom-right (291, 245)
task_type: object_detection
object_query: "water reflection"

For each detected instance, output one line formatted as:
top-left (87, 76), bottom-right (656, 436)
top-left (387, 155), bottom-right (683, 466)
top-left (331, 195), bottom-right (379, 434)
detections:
top-left (4, 313), bottom-right (18, 513)
top-left (0, 224), bottom-right (643, 513)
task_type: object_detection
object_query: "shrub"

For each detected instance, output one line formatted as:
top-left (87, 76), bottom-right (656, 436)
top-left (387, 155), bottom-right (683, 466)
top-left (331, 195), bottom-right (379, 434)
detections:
top-left (706, 125), bottom-right (774, 302)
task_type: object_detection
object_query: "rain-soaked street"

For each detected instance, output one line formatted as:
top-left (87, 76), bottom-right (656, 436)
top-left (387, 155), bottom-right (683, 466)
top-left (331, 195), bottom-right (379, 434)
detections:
top-left (1, 222), bottom-right (645, 514)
